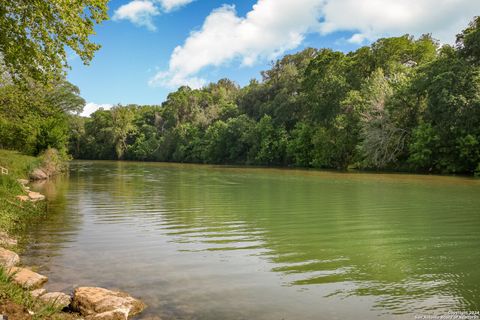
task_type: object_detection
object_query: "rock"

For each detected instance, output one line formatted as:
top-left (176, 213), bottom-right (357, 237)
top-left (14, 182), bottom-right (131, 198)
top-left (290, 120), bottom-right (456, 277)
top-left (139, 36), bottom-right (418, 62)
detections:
top-left (0, 231), bottom-right (17, 246)
top-left (72, 287), bottom-right (145, 319)
top-left (0, 247), bottom-right (20, 268)
top-left (30, 288), bottom-right (47, 298)
top-left (27, 191), bottom-right (45, 202)
top-left (17, 179), bottom-right (29, 186)
top-left (89, 309), bottom-right (129, 320)
top-left (40, 292), bottom-right (72, 309)
top-left (7, 267), bottom-right (48, 289)
top-left (30, 168), bottom-right (48, 181)
top-left (16, 195), bottom-right (30, 202)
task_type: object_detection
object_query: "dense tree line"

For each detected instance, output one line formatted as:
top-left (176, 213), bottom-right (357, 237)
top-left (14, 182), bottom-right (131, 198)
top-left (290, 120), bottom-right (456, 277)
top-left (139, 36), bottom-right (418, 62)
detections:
top-left (71, 18), bottom-right (480, 175)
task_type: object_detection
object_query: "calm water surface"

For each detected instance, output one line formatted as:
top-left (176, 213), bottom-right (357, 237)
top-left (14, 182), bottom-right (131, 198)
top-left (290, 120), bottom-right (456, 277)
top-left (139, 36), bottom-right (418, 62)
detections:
top-left (23, 161), bottom-right (480, 319)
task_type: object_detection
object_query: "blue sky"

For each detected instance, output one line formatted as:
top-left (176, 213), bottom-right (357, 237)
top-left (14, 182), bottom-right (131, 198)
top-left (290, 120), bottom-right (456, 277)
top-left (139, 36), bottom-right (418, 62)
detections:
top-left (70, 0), bottom-right (480, 116)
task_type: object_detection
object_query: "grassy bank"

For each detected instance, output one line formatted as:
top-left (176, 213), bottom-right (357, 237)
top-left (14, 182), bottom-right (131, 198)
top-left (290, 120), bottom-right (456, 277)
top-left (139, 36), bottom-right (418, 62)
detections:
top-left (0, 149), bottom-right (74, 319)
top-left (0, 150), bottom-right (45, 234)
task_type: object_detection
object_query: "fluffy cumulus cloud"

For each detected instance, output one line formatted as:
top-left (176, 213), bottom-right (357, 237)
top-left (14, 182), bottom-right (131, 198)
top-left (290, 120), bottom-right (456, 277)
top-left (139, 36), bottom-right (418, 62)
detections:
top-left (149, 0), bottom-right (323, 88)
top-left (149, 0), bottom-right (480, 89)
top-left (81, 103), bottom-right (114, 117)
top-left (113, 0), bottom-right (195, 30)
top-left (319, 0), bottom-right (480, 44)
top-left (113, 0), bottom-right (160, 31)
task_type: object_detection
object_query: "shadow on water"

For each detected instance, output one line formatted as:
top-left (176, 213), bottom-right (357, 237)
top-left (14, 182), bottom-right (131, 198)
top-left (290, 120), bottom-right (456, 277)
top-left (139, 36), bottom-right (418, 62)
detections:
top-left (22, 161), bottom-right (480, 319)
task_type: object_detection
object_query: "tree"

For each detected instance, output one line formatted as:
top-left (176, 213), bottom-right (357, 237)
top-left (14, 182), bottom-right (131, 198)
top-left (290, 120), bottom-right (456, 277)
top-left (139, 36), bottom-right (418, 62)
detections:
top-left (357, 69), bottom-right (408, 169)
top-left (68, 18), bottom-right (480, 175)
top-left (0, 0), bottom-right (108, 82)
top-left (287, 122), bottom-right (314, 167)
top-left (45, 80), bottom-right (86, 114)
top-left (81, 109), bottom-right (115, 159)
top-left (0, 78), bottom-right (83, 154)
top-left (111, 106), bottom-right (136, 160)
top-left (252, 115), bottom-right (288, 165)
top-left (457, 16), bottom-right (480, 64)
top-left (69, 116), bottom-right (86, 158)
top-left (411, 46), bottom-right (480, 173)
top-left (303, 49), bottom-right (350, 123)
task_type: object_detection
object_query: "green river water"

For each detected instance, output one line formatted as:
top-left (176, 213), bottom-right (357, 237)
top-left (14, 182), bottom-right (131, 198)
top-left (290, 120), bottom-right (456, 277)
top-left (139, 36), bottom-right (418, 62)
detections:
top-left (23, 161), bottom-right (480, 319)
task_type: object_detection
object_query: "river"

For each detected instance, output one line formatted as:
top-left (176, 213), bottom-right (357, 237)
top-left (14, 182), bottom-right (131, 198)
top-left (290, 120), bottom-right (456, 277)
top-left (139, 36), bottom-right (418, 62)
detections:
top-left (22, 161), bottom-right (480, 319)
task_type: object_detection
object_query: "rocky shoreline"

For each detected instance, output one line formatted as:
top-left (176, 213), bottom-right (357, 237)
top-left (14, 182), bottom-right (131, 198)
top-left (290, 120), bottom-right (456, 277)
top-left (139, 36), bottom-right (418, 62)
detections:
top-left (1, 177), bottom-right (146, 319)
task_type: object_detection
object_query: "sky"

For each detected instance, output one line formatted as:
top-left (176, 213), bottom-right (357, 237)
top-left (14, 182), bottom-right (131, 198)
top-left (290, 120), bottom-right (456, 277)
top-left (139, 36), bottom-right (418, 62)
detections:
top-left (70, 0), bottom-right (480, 116)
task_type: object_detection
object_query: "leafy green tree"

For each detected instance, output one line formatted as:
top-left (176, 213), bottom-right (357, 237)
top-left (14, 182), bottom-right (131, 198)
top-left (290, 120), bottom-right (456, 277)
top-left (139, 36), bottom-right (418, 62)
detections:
top-left (111, 106), bottom-right (136, 160)
top-left (251, 115), bottom-right (288, 165)
top-left (35, 116), bottom-right (69, 154)
top-left (0, 78), bottom-right (82, 155)
top-left (126, 106), bottom-right (162, 161)
top-left (303, 49), bottom-right (350, 123)
top-left (408, 123), bottom-right (439, 171)
top-left (310, 115), bottom-right (360, 170)
top-left (370, 35), bottom-right (437, 75)
top-left (45, 80), bottom-right (86, 114)
top-left (204, 120), bottom-right (229, 163)
top-left (68, 116), bottom-right (86, 159)
top-left (287, 122), bottom-right (314, 167)
top-left (204, 116), bottom-right (255, 164)
top-left (82, 109), bottom-right (115, 159)
top-left (0, 0), bottom-right (108, 82)
top-left (170, 123), bottom-right (204, 163)
top-left (457, 16), bottom-right (480, 64)
top-left (413, 46), bottom-right (480, 173)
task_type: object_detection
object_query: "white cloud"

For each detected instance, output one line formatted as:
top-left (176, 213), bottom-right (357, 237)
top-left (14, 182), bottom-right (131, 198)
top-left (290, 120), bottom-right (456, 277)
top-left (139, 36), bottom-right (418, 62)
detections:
top-left (157, 0), bottom-right (195, 12)
top-left (318, 0), bottom-right (480, 44)
top-left (81, 103), bottom-right (114, 117)
top-left (113, 0), bottom-right (160, 31)
top-left (149, 0), bottom-right (480, 89)
top-left (113, 0), bottom-right (195, 30)
top-left (149, 0), bottom-right (323, 88)
top-left (148, 70), bottom-right (206, 89)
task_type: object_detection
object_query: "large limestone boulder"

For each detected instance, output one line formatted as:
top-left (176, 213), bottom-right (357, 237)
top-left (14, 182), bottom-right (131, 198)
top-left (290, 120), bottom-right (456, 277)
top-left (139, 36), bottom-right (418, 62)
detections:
top-left (30, 168), bottom-right (48, 181)
top-left (7, 267), bottom-right (48, 289)
top-left (28, 191), bottom-right (45, 202)
top-left (0, 247), bottom-right (20, 268)
top-left (72, 287), bottom-right (145, 320)
top-left (40, 292), bottom-right (72, 309)
top-left (0, 231), bottom-right (17, 246)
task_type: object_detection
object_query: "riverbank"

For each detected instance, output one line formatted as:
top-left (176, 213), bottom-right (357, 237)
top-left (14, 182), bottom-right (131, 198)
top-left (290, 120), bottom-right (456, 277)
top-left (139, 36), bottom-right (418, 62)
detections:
top-left (0, 150), bottom-right (145, 319)
top-left (0, 150), bottom-right (74, 319)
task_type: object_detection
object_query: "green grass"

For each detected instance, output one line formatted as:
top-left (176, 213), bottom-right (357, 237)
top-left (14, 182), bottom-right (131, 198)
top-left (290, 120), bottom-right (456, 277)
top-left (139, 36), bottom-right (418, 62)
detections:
top-left (0, 150), bottom-right (41, 179)
top-left (0, 150), bottom-right (46, 235)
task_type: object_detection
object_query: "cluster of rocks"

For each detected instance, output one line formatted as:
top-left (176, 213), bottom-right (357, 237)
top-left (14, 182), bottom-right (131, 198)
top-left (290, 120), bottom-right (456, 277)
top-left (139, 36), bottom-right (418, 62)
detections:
top-left (0, 247), bottom-right (49, 290)
top-left (15, 179), bottom-right (46, 202)
top-left (0, 233), bottom-right (145, 319)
